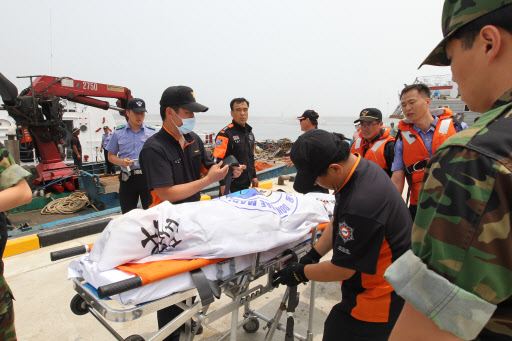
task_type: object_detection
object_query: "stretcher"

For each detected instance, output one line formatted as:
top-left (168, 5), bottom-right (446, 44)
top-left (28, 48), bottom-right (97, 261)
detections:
top-left (54, 223), bottom-right (327, 341)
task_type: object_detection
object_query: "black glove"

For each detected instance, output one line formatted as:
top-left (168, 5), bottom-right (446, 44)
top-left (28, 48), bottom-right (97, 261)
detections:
top-left (272, 262), bottom-right (308, 287)
top-left (299, 247), bottom-right (322, 265)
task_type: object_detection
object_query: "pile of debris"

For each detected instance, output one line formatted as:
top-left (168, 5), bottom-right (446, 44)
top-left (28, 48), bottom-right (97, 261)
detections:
top-left (255, 138), bottom-right (293, 160)
top-left (254, 161), bottom-right (274, 172)
top-left (204, 138), bottom-right (294, 162)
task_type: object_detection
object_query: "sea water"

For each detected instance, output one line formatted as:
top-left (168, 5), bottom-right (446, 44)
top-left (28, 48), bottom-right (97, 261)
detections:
top-left (122, 115), bottom-right (399, 142)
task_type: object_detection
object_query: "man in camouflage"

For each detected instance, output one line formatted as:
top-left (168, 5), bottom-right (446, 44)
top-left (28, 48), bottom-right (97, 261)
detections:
top-left (0, 143), bottom-right (32, 340)
top-left (384, 1), bottom-right (512, 340)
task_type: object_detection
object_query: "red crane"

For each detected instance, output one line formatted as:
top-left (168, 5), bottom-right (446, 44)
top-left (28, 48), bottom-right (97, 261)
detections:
top-left (0, 73), bottom-right (133, 188)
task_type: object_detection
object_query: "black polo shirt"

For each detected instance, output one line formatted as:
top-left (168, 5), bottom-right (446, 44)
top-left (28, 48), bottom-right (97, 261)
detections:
top-left (332, 157), bottom-right (411, 323)
top-left (139, 127), bottom-right (215, 205)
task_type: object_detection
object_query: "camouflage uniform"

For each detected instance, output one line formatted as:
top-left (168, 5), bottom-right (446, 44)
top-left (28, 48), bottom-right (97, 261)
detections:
top-left (0, 143), bottom-right (31, 341)
top-left (385, 1), bottom-right (512, 340)
top-left (386, 90), bottom-right (512, 340)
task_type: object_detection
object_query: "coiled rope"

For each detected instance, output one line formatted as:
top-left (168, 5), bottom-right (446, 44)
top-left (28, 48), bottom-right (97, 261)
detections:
top-left (41, 192), bottom-right (96, 215)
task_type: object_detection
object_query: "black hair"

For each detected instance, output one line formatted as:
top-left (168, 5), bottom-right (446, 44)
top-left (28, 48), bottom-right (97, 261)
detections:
top-left (230, 98), bottom-right (249, 111)
top-left (309, 118), bottom-right (319, 127)
top-left (449, 4), bottom-right (512, 50)
top-left (400, 83), bottom-right (431, 99)
top-left (159, 105), bottom-right (181, 121)
top-left (317, 133), bottom-right (351, 176)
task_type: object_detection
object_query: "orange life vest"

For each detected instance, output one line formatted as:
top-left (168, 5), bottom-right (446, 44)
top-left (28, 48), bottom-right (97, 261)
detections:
top-left (398, 108), bottom-right (458, 205)
top-left (350, 127), bottom-right (394, 170)
top-left (19, 126), bottom-right (32, 143)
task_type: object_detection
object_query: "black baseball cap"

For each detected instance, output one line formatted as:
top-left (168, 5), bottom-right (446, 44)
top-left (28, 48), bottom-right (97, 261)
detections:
top-left (290, 129), bottom-right (348, 193)
top-left (127, 98), bottom-right (147, 113)
top-left (72, 127), bottom-right (80, 134)
top-left (354, 108), bottom-right (382, 123)
top-left (160, 86), bottom-right (208, 113)
top-left (296, 110), bottom-right (319, 121)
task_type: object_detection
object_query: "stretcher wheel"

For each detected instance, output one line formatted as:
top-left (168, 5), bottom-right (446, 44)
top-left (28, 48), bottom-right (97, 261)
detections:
top-left (243, 317), bottom-right (259, 333)
top-left (70, 294), bottom-right (89, 315)
top-left (124, 335), bottom-right (144, 341)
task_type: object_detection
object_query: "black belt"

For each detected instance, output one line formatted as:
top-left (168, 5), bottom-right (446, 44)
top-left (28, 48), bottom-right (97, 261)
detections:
top-left (124, 169), bottom-right (143, 175)
top-left (405, 159), bottom-right (429, 175)
top-left (120, 169), bottom-right (143, 181)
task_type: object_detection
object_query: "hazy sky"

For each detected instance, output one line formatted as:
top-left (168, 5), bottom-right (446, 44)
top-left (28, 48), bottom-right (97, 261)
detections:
top-left (1, 0), bottom-right (450, 119)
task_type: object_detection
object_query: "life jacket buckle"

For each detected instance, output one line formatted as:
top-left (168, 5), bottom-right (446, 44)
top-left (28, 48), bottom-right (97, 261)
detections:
top-left (406, 158), bottom-right (429, 174)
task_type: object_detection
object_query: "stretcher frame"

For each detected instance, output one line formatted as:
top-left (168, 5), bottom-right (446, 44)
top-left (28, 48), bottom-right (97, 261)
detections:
top-left (70, 224), bottom-right (322, 341)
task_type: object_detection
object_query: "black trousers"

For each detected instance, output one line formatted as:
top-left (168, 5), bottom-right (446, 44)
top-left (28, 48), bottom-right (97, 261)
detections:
top-left (323, 303), bottom-right (398, 341)
top-left (157, 305), bottom-right (184, 341)
top-left (73, 157), bottom-right (82, 170)
top-left (157, 296), bottom-right (198, 341)
top-left (118, 173), bottom-right (151, 214)
top-left (103, 150), bottom-right (116, 174)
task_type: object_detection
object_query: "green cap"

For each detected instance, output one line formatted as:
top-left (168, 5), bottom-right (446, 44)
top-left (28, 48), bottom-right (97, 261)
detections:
top-left (420, 0), bottom-right (512, 68)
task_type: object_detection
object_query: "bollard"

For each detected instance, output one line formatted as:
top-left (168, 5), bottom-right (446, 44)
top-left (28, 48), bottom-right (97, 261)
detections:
top-left (277, 175), bottom-right (290, 186)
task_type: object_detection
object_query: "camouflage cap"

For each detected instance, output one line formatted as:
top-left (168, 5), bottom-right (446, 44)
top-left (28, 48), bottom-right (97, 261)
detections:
top-left (420, 0), bottom-right (512, 68)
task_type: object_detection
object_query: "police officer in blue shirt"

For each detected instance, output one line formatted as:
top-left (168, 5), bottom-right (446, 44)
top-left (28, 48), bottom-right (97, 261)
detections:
top-left (100, 126), bottom-right (115, 175)
top-left (106, 98), bottom-right (156, 213)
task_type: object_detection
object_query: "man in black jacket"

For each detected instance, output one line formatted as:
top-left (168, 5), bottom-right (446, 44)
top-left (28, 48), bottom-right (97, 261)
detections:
top-left (213, 98), bottom-right (258, 195)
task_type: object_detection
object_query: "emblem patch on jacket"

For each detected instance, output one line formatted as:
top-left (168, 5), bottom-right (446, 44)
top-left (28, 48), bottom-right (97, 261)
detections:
top-left (338, 221), bottom-right (354, 243)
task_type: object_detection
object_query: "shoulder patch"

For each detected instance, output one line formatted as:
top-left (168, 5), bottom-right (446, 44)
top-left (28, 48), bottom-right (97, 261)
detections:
top-left (213, 136), bottom-right (230, 159)
top-left (227, 123), bottom-right (234, 128)
top-left (116, 124), bottom-right (126, 130)
top-left (338, 221), bottom-right (354, 243)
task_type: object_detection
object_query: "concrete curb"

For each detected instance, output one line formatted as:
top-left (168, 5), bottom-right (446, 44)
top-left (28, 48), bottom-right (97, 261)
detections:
top-left (5, 207), bottom-right (121, 258)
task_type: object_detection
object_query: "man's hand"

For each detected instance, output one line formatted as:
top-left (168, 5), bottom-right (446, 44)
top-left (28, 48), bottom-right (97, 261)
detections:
top-left (207, 161), bottom-right (230, 183)
top-left (232, 164), bottom-right (246, 178)
top-left (282, 156), bottom-right (294, 167)
top-left (122, 158), bottom-right (134, 167)
top-left (272, 262), bottom-right (308, 287)
top-left (299, 247), bottom-right (322, 265)
top-left (252, 178), bottom-right (259, 188)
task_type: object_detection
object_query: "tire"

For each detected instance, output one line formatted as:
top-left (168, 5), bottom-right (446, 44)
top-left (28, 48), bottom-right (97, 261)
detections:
top-left (70, 294), bottom-right (89, 315)
top-left (243, 317), bottom-right (259, 333)
top-left (124, 335), bottom-right (145, 341)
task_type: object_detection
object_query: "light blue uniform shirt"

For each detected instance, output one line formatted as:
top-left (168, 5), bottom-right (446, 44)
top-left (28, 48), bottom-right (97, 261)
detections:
top-left (101, 132), bottom-right (113, 149)
top-left (391, 116), bottom-right (468, 172)
top-left (106, 124), bottom-right (156, 171)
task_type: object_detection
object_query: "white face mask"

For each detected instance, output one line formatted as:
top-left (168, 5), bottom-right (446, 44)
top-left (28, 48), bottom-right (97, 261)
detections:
top-left (172, 110), bottom-right (196, 134)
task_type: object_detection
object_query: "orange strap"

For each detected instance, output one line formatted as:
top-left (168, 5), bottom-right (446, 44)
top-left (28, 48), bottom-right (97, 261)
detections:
top-left (117, 258), bottom-right (228, 286)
